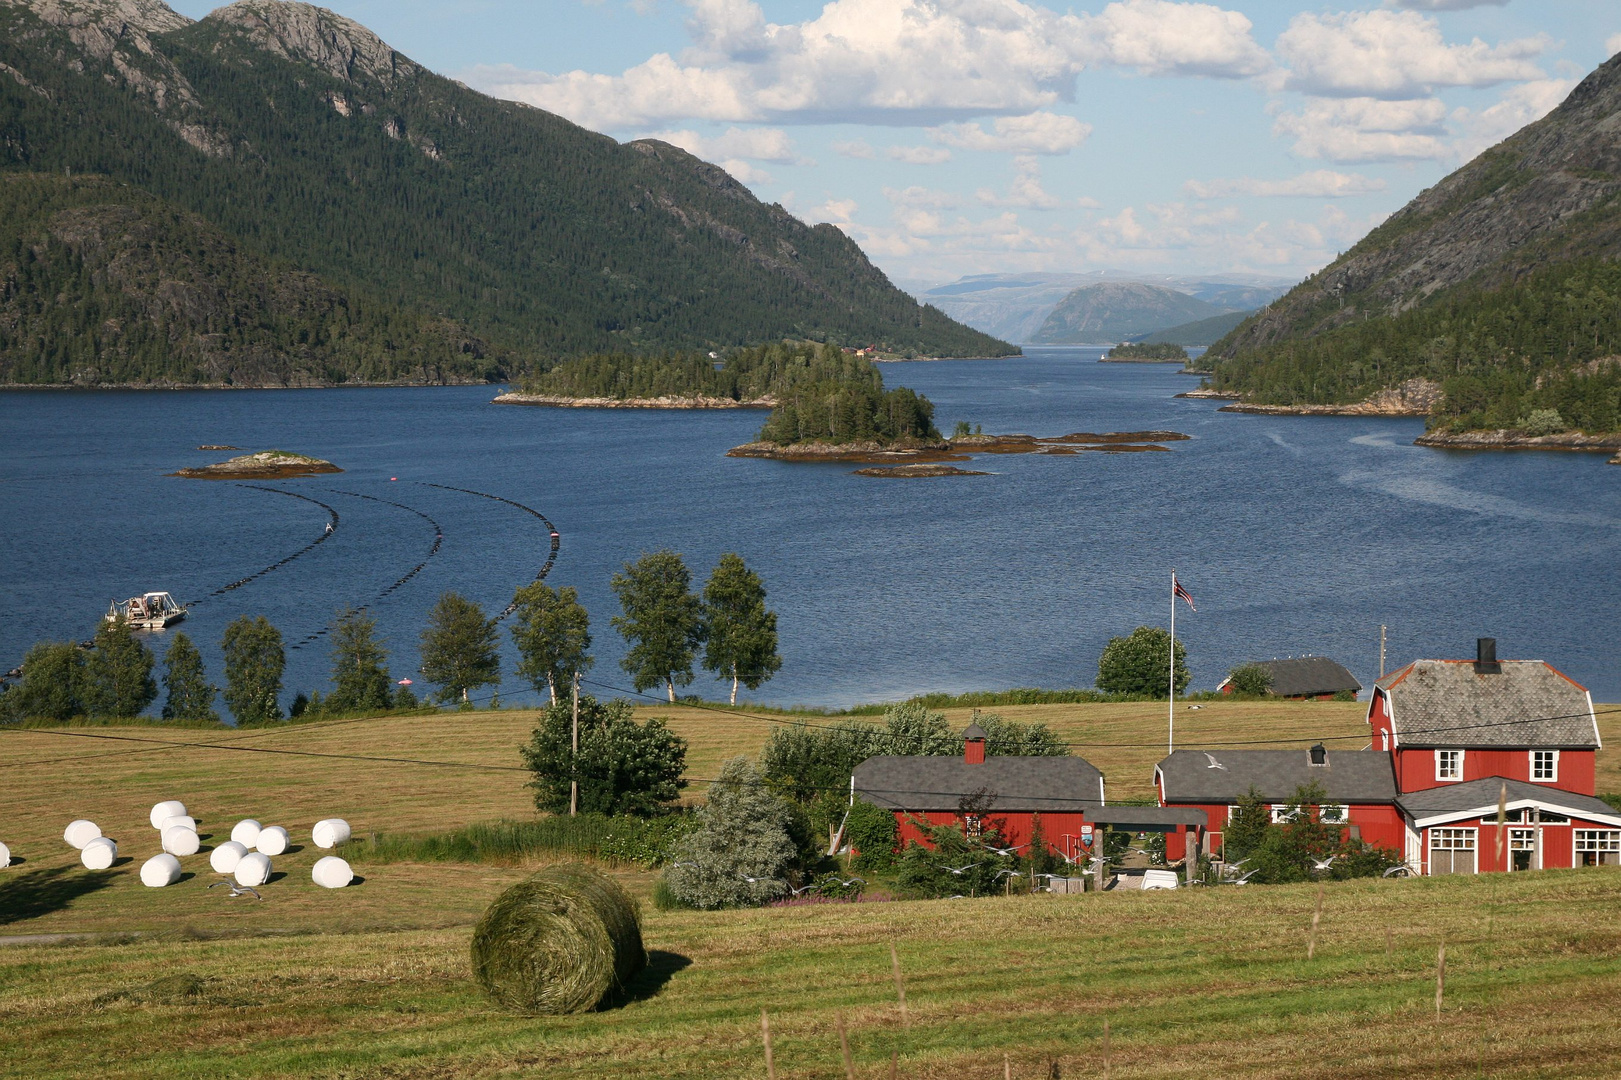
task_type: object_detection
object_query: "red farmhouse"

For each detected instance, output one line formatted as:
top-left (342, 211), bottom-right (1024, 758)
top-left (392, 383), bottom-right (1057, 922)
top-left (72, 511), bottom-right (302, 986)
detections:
top-left (1157, 639), bottom-right (1621, 874)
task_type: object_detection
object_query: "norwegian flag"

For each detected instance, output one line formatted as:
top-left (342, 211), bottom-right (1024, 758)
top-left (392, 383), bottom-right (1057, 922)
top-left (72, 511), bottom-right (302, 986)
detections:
top-left (1173, 574), bottom-right (1196, 612)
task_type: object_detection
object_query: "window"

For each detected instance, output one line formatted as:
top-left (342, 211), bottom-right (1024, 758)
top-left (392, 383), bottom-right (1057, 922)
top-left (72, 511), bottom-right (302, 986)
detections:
top-left (1271, 805), bottom-right (1300, 824)
top-left (1575, 830), bottom-right (1621, 867)
top-left (1380, 731), bottom-right (1389, 752)
top-left (1430, 827), bottom-right (1477, 875)
top-left (1435, 749), bottom-right (1463, 781)
top-left (1531, 750), bottom-right (1559, 782)
top-left (1318, 805), bottom-right (1349, 824)
top-left (1432, 828), bottom-right (1476, 850)
top-left (1503, 808), bottom-right (1569, 825)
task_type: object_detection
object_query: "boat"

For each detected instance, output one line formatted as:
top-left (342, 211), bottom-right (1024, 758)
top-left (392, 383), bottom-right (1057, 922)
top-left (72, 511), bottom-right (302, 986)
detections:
top-left (107, 592), bottom-right (188, 630)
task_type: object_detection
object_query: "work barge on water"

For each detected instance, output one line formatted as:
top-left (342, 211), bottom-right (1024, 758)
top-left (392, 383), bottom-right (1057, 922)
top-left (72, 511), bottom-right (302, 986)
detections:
top-left (106, 592), bottom-right (187, 630)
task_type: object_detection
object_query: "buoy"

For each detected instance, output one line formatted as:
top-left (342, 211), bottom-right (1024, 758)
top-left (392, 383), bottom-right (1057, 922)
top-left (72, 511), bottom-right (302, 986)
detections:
top-left (140, 853), bottom-right (182, 888)
top-left (230, 819), bottom-right (262, 847)
top-left (311, 819), bottom-right (351, 849)
top-left (81, 837), bottom-right (117, 870)
top-left (149, 800), bottom-right (187, 829)
top-left (0, 841), bottom-right (10, 868)
top-left (311, 856), bottom-right (353, 889)
top-left (63, 819), bottom-right (101, 849)
top-left (256, 826), bottom-right (289, 856)
top-left (235, 851), bottom-right (271, 887)
top-left (162, 825), bottom-right (201, 857)
top-left (209, 840), bottom-right (248, 874)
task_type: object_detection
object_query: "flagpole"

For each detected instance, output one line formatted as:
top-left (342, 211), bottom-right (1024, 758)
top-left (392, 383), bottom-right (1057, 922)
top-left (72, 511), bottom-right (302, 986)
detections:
top-left (1169, 569), bottom-right (1176, 755)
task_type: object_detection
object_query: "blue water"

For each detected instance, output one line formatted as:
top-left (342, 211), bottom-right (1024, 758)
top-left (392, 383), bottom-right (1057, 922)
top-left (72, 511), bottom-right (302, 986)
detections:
top-left (2, 347), bottom-right (1617, 711)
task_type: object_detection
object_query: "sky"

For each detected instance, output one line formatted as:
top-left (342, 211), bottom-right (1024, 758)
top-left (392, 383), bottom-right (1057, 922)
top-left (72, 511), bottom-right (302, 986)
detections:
top-left (173, 0), bottom-right (1621, 288)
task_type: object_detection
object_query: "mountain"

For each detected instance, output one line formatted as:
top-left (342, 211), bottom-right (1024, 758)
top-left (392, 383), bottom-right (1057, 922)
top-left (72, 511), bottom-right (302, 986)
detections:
top-left (1137, 310), bottom-right (1255, 347)
top-left (0, 0), bottom-right (1010, 387)
top-left (1030, 282), bottom-right (1229, 344)
top-left (1207, 55), bottom-right (1621, 433)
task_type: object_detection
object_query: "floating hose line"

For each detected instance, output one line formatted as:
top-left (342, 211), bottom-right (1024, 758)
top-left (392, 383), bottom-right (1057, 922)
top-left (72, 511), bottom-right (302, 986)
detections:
top-left (287, 490), bottom-right (446, 651)
top-left (416, 482), bottom-right (561, 620)
top-left (184, 486), bottom-right (341, 609)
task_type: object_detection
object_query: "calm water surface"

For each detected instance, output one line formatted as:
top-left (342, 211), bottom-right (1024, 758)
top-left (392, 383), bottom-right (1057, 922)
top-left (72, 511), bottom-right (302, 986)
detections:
top-left (2, 347), bottom-right (1616, 710)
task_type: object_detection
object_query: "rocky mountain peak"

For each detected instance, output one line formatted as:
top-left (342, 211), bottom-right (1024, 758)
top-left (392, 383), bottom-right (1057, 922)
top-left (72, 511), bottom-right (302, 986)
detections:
top-left (204, 0), bottom-right (417, 86)
top-left (7, 0), bottom-right (191, 37)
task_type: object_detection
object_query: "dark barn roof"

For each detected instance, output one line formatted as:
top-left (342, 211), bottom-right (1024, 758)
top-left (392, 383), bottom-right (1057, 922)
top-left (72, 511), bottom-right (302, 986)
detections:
top-left (1223, 656), bottom-right (1361, 697)
top-left (1156, 749), bottom-right (1398, 804)
top-left (1397, 778), bottom-right (1621, 824)
top-left (1376, 660), bottom-right (1598, 749)
top-left (852, 755), bottom-right (1104, 813)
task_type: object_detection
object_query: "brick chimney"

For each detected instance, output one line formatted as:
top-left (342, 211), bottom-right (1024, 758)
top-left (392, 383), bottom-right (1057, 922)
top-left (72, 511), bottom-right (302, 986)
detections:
top-left (1475, 637), bottom-right (1501, 675)
top-left (962, 723), bottom-right (987, 764)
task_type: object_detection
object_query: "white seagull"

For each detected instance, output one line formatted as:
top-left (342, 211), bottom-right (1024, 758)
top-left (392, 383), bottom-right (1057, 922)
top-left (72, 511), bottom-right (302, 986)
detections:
top-left (209, 881), bottom-right (262, 900)
top-left (943, 862), bottom-right (981, 875)
top-left (1204, 753), bottom-right (1228, 770)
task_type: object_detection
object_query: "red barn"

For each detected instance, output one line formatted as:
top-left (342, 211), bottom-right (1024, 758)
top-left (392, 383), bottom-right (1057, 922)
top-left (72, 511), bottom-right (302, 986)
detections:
top-left (851, 723), bottom-right (1104, 857)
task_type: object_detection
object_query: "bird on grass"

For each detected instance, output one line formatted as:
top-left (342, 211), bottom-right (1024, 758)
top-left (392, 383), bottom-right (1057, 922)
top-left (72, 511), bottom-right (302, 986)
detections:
top-left (209, 881), bottom-right (261, 900)
top-left (943, 862), bottom-right (981, 875)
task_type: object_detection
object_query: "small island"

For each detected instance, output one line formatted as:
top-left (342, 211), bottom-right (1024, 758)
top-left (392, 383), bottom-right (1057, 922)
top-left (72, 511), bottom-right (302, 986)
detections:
top-left (173, 450), bottom-right (342, 479)
top-left (1102, 342), bottom-right (1189, 363)
top-left (854, 463), bottom-right (990, 478)
top-left (732, 430), bottom-right (1189, 465)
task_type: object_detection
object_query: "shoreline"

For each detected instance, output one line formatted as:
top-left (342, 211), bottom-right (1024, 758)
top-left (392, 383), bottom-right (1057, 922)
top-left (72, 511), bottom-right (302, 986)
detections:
top-left (492, 392), bottom-right (774, 409)
top-left (0, 380), bottom-right (491, 392)
top-left (729, 430), bottom-right (1189, 464)
top-left (1415, 430), bottom-right (1621, 462)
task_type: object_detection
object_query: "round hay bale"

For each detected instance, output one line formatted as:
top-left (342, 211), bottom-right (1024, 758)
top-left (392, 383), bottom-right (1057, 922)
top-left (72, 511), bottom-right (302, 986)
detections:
top-left (470, 863), bottom-right (647, 1015)
top-left (235, 852), bottom-right (271, 887)
top-left (162, 825), bottom-right (201, 857)
top-left (311, 856), bottom-right (353, 889)
top-left (0, 841), bottom-right (10, 868)
top-left (140, 853), bottom-right (182, 888)
top-left (209, 840), bottom-right (249, 875)
top-left (81, 837), bottom-right (117, 870)
top-left (256, 826), bottom-right (289, 856)
top-left (230, 819), bottom-right (262, 847)
top-left (63, 820), bottom-right (101, 849)
top-left (149, 801), bottom-right (187, 829)
top-left (161, 814), bottom-right (197, 833)
top-left (311, 819), bottom-right (351, 850)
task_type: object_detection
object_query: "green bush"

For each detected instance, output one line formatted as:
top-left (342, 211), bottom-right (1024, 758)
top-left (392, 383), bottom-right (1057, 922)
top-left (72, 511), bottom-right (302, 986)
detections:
top-left (845, 799), bottom-right (899, 870)
top-left (1519, 408), bottom-right (1567, 436)
top-left (1097, 627), bottom-right (1189, 697)
top-left (1225, 664), bottom-right (1273, 697)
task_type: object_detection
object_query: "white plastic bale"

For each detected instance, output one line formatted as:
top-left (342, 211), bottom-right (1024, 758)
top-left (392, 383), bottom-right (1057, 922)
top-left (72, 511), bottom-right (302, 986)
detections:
top-left (162, 825), bottom-right (201, 857)
top-left (256, 826), bottom-right (289, 856)
top-left (161, 815), bottom-right (197, 833)
top-left (63, 820), bottom-right (101, 849)
top-left (311, 856), bottom-right (353, 889)
top-left (230, 819), bottom-right (263, 847)
top-left (81, 837), bottom-right (117, 870)
top-left (209, 840), bottom-right (248, 874)
top-left (235, 851), bottom-right (271, 887)
top-left (149, 800), bottom-right (186, 829)
top-left (311, 819), bottom-right (352, 849)
top-left (0, 841), bottom-right (9, 868)
top-left (140, 853), bottom-right (182, 888)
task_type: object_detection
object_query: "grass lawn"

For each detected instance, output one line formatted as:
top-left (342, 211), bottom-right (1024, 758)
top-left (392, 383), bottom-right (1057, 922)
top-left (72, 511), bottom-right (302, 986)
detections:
top-left (1, 699), bottom-right (1619, 1076)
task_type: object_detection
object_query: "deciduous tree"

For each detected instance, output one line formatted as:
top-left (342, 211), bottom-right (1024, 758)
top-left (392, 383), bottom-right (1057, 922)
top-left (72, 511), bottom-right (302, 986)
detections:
top-left (519, 694), bottom-right (687, 816)
top-left (1096, 626), bottom-right (1189, 697)
top-left (83, 614), bottom-right (157, 718)
top-left (664, 756), bottom-right (797, 909)
top-left (419, 592), bottom-right (500, 705)
top-left (510, 583), bottom-right (592, 705)
top-left (701, 553), bottom-right (780, 705)
top-left (8, 641), bottom-right (86, 722)
top-left (328, 608), bottom-right (393, 714)
top-left (222, 615), bottom-right (285, 725)
top-left (161, 632), bottom-right (218, 724)
top-left (611, 550), bottom-right (704, 703)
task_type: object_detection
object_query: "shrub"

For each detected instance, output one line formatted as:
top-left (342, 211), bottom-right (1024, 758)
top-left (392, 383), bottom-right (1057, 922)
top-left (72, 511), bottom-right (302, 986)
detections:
top-left (845, 798), bottom-right (899, 870)
top-left (1097, 627), bottom-right (1189, 697)
top-left (1519, 408), bottom-right (1566, 436)
top-left (664, 757), bottom-right (798, 908)
top-left (1225, 664), bottom-right (1273, 697)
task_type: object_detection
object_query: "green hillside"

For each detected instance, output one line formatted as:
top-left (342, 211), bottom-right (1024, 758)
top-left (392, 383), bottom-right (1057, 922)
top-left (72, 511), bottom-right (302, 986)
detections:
top-left (1031, 282), bottom-right (1230, 344)
top-left (1206, 54), bottom-right (1621, 432)
top-left (1138, 309), bottom-right (1253, 347)
top-left (0, 0), bottom-right (1011, 386)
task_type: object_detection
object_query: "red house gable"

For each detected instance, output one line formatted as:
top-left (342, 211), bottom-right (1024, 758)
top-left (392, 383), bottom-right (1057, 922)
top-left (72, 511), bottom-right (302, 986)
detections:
top-left (1368, 639), bottom-right (1600, 796)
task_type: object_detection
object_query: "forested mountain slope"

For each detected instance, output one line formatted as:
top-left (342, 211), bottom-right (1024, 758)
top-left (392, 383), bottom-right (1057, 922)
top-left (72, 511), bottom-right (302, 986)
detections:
top-left (1031, 283), bottom-right (1232, 344)
top-left (1207, 54), bottom-right (1621, 433)
top-left (0, 0), bottom-right (1010, 386)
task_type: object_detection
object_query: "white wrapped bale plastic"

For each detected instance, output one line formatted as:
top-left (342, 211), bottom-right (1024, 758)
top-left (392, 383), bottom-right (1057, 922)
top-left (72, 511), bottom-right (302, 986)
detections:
top-left (161, 815), bottom-right (197, 833)
top-left (256, 826), bottom-right (289, 856)
top-left (0, 841), bottom-right (9, 868)
top-left (162, 825), bottom-right (201, 857)
top-left (311, 819), bottom-right (352, 849)
top-left (209, 840), bottom-right (249, 874)
top-left (81, 837), bottom-right (117, 870)
top-left (235, 851), bottom-right (271, 887)
top-left (149, 801), bottom-right (187, 829)
top-left (311, 856), bottom-right (354, 889)
top-left (63, 820), bottom-right (101, 849)
top-left (140, 853), bottom-right (182, 887)
top-left (230, 819), bottom-right (263, 847)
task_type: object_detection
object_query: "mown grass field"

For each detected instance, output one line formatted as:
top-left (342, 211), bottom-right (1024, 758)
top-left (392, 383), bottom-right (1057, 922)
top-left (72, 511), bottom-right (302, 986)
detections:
top-left (2, 699), bottom-right (1619, 1077)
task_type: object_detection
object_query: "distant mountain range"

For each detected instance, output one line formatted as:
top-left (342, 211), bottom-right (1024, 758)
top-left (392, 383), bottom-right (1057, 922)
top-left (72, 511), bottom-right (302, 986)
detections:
top-left (0, 0), bottom-right (1008, 387)
top-left (1207, 53), bottom-right (1621, 435)
top-left (910, 271), bottom-right (1292, 345)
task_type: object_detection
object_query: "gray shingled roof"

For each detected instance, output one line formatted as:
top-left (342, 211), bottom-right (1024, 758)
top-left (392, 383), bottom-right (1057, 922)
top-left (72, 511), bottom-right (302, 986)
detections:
top-left (1156, 749), bottom-right (1397, 804)
top-left (852, 755), bottom-right (1104, 813)
top-left (1376, 660), bottom-right (1598, 749)
top-left (1397, 778), bottom-right (1621, 823)
top-left (1226, 657), bottom-right (1361, 698)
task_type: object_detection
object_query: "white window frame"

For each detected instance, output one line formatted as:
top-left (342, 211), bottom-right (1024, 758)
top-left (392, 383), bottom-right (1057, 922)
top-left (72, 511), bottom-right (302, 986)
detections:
top-left (1317, 804), bottom-right (1350, 825)
top-left (1435, 749), bottom-right (1463, 782)
top-left (1270, 804), bottom-right (1300, 824)
top-left (1574, 830), bottom-right (1621, 852)
top-left (1431, 827), bottom-right (1476, 851)
top-left (1531, 749), bottom-right (1559, 783)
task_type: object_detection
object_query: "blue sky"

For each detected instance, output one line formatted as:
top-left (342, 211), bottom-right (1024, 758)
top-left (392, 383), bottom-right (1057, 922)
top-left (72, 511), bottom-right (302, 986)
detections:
top-left (173, 0), bottom-right (1621, 286)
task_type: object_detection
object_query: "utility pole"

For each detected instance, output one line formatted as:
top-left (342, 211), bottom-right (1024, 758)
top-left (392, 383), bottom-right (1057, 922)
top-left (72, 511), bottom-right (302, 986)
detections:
top-left (570, 670), bottom-right (580, 817)
top-left (1169, 570), bottom-right (1176, 755)
top-left (1379, 625), bottom-right (1387, 678)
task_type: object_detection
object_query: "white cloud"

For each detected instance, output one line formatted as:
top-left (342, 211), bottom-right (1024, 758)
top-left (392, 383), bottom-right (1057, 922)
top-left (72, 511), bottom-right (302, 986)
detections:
top-left (811, 197), bottom-right (858, 225)
top-left (977, 155), bottom-right (1062, 209)
top-left (884, 186), bottom-right (961, 210)
top-left (718, 159), bottom-right (773, 183)
top-left (467, 0), bottom-right (1269, 130)
top-left (930, 111), bottom-right (1091, 155)
top-left (1184, 170), bottom-right (1388, 199)
top-left (1273, 97), bottom-right (1450, 162)
top-left (1449, 77), bottom-right (1576, 162)
top-left (644, 125), bottom-right (806, 162)
top-left (1608, 33), bottom-right (1621, 57)
top-left (1277, 10), bottom-right (1548, 100)
top-left (832, 139), bottom-right (875, 159)
top-left (1385, 0), bottom-right (1508, 9)
top-left (888, 145), bottom-right (952, 165)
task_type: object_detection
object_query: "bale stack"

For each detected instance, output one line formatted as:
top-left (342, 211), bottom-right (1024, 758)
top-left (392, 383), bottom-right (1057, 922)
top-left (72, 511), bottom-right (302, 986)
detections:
top-left (470, 863), bottom-right (646, 1015)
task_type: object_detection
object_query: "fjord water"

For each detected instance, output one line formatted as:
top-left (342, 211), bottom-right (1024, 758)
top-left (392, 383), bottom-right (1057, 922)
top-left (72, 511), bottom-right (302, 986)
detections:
top-left (2, 347), bottom-right (1617, 711)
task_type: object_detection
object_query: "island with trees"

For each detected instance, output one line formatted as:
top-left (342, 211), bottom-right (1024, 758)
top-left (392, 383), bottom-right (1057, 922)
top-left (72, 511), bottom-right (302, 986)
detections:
top-left (1102, 343), bottom-right (1190, 363)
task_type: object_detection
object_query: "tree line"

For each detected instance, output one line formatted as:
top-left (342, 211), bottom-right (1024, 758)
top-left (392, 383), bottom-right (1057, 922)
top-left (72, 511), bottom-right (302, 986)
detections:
top-left (0, 549), bottom-right (780, 725)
